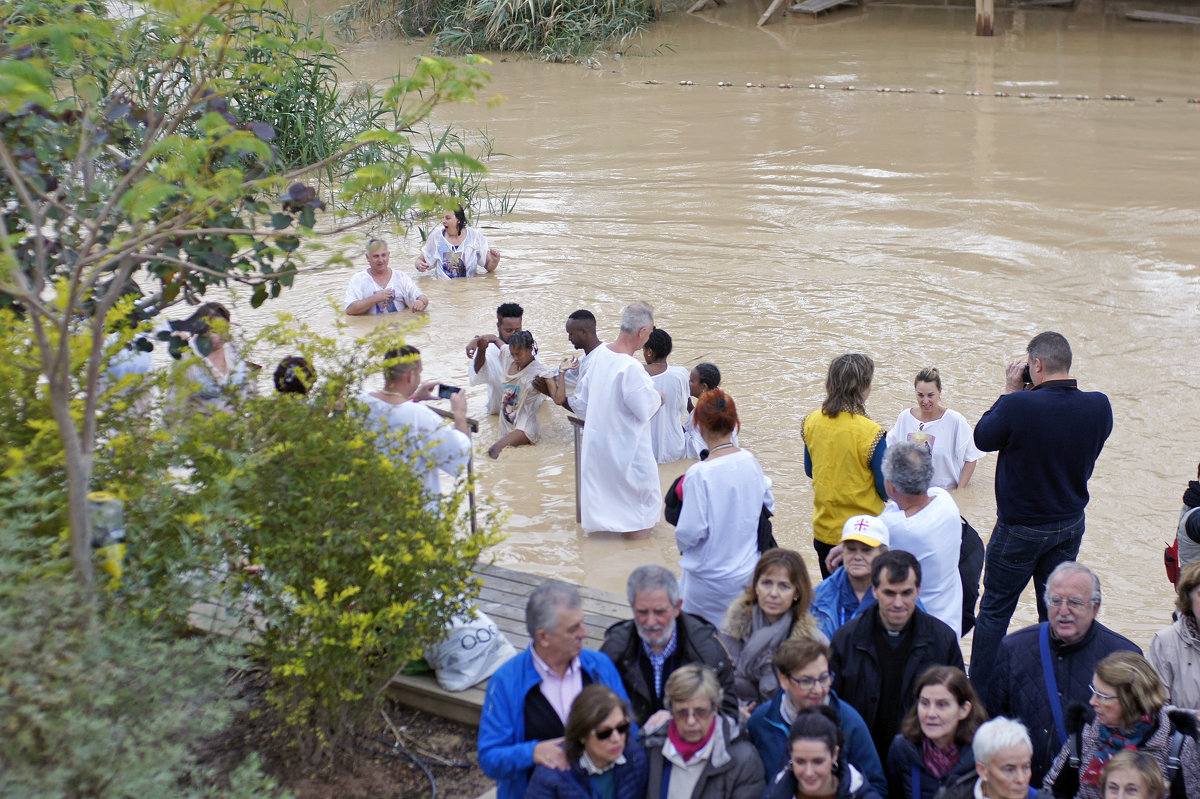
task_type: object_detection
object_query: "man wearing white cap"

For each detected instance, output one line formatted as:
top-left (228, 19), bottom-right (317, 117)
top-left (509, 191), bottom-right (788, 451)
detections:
top-left (810, 514), bottom-right (891, 641)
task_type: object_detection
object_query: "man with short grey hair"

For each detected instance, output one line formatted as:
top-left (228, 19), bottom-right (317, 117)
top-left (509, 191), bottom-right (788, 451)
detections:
top-left (574, 302), bottom-right (664, 536)
top-left (984, 561), bottom-right (1140, 785)
top-left (971, 330), bottom-right (1112, 693)
top-left (478, 581), bottom-right (632, 799)
top-left (878, 441), bottom-right (964, 636)
top-left (600, 565), bottom-right (736, 725)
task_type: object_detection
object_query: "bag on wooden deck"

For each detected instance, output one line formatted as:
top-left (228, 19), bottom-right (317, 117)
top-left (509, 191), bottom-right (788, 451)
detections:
top-left (424, 607), bottom-right (518, 692)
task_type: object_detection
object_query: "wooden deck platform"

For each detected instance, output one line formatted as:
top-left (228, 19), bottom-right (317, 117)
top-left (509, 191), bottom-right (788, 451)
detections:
top-left (386, 563), bottom-right (628, 726)
top-left (1126, 9), bottom-right (1200, 24)
top-left (790, 0), bottom-right (861, 16)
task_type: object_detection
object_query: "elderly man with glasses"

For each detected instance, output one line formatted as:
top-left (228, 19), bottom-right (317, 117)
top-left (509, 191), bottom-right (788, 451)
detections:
top-left (983, 561), bottom-right (1140, 786)
top-left (747, 638), bottom-right (887, 794)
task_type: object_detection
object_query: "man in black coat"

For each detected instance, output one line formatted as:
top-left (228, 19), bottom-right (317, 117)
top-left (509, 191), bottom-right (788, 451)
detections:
top-left (985, 561), bottom-right (1140, 785)
top-left (830, 550), bottom-right (964, 761)
top-left (601, 565), bottom-right (736, 725)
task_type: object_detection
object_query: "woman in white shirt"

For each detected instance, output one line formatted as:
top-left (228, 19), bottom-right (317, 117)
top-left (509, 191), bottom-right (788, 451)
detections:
top-left (675, 388), bottom-right (773, 628)
top-left (415, 208), bottom-right (500, 279)
top-left (886, 367), bottom-right (983, 490)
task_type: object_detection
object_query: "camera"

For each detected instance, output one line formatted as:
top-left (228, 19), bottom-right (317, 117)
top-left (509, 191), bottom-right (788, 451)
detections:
top-left (437, 384), bottom-right (462, 399)
top-left (1021, 364), bottom-right (1032, 386)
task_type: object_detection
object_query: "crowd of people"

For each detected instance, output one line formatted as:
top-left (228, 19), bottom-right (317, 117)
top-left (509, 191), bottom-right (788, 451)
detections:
top-left (150, 229), bottom-right (1200, 799)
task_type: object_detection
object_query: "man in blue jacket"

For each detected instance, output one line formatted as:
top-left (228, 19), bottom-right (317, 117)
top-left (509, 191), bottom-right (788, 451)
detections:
top-left (984, 562), bottom-right (1139, 785)
top-left (970, 331), bottom-right (1113, 693)
top-left (477, 581), bottom-right (633, 799)
top-left (748, 638), bottom-right (888, 795)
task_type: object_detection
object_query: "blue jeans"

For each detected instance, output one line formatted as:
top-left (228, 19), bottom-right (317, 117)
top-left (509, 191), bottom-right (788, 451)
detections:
top-left (969, 514), bottom-right (1085, 694)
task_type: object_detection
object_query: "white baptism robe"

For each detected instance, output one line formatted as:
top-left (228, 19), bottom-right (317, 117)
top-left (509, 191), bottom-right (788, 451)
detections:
top-left (468, 342), bottom-right (503, 415)
top-left (648, 365), bottom-right (689, 463)
top-left (359, 392), bottom-right (471, 498)
top-left (575, 345), bottom-right (662, 533)
top-left (675, 449), bottom-right (774, 627)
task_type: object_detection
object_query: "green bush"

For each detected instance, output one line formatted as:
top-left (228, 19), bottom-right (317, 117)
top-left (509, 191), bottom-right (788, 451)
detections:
top-left (0, 473), bottom-right (288, 799)
top-left (111, 314), bottom-right (504, 760)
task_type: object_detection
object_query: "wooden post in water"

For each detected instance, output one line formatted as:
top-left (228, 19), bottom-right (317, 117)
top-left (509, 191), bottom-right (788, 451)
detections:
top-left (976, 0), bottom-right (994, 35)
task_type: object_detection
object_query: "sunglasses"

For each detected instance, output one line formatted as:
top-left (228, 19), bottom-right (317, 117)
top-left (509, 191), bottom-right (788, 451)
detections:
top-left (593, 722), bottom-right (630, 740)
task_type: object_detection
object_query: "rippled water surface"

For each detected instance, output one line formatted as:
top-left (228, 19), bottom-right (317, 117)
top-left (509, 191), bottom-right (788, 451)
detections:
top-left (245, 2), bottom-right (1200, 653)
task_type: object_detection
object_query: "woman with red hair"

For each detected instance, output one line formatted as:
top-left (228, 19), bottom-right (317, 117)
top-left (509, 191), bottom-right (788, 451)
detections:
top-left (675, 389), bottom-right (774, 628)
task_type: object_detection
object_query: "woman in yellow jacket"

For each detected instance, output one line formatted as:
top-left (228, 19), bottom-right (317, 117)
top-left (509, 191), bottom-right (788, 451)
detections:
top-left (802, 354), bottom-right (888, 578)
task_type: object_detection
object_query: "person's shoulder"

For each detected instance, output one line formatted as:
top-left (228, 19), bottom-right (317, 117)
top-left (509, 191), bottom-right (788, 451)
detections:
top-left (1001, 622), bottom-right (1044, 648)
top-left (914, 608), bottom-right (958, 639)
top-left (1091, 621), bottom-right (1142, 655)
top-left (830, 691), bottom-right (868, 726)
top-left (600, 619), bottom-right (635, 651)
top-left (832, 611), bottom-right (871, 647)
top-left (885, 732), bottom-right (919, 764)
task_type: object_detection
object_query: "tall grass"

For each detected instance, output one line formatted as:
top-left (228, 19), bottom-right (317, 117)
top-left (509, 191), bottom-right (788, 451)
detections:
top-left (332, 0), bottom-right (679, 63)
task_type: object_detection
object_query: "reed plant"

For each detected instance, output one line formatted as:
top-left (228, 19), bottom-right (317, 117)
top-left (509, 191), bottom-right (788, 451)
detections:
top-left (332, 0), bottom-right (678, 62)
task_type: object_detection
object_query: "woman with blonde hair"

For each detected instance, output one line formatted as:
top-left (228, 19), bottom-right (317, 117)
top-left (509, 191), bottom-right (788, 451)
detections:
top-left (1044, 651), bottom-right (1200, 799)
top-left (1149, 559), bottom-right (1200, 710)
top-left (721, 548), bottom-right (824, 710)
top-left (802, 354), bottom-right (887, 577)
top-left (642, 665), bottom-right (765, 799)
top-left (1101, 750), bottom-right (1167, 799)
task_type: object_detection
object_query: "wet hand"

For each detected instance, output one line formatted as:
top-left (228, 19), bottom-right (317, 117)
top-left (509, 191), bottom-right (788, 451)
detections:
top-left (410, 295), bottom-right (428, 312)
top-left (415, 255), bottom-right (432, 272)
top-left (559, 356), bottom-right (579, 372)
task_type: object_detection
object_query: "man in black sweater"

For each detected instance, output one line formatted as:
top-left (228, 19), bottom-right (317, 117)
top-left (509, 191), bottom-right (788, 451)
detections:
top-left (969, 331), bottom-right (1113, 693)
top-left (830, 551), bottom-right (964, 761)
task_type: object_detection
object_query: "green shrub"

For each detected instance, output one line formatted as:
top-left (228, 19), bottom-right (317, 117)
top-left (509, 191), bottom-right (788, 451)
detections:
top-left (0, 473), bottom-right (287, 798)
top-left (112, 314), bottom-right (504, 760)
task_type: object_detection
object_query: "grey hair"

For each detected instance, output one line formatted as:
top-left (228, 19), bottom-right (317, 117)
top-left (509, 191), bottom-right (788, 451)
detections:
top-left (883, 441), bottom-right (933, 495)
top-left (972, 717), bottom-right (1032, 766)
top-left (1027, 331), bottom-right (1072, 373)
top-left (626, 565), bottom-right (679, 607)
top-left (619, 302), bottom-right (654, 334)
top-left (526, 581), bottom-right (582, 639)
top-left (1045, 561), bottom-right (1102, 606)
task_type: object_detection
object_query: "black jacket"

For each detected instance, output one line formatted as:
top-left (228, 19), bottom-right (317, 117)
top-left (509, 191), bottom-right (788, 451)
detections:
top-left (830, 609), bottom-right (964, 754)
top-left (885, 736), bottom-right (976, 799)
top-left (985, 620), bottom-right (1141, 785)
top-left (600, 612), bottom-right (736, 725)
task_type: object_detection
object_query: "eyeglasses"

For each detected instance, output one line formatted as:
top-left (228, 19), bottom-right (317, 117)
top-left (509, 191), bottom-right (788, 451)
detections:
top-left (1048, 596), bottom-right (1091, 611)
top-left (671, 705), bottom-right (715, 723)
top-left (1089, 684), bottom-right (1119, 701)
top-left (593, 722), bottom-right (630, 740)
top-left (788, 672), bottom-right (835, 690)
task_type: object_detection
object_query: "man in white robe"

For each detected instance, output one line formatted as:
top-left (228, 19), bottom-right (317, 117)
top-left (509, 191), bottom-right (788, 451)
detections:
top-left (465, 302), bottom-right (523, 415)
top-left (574, 303), bottom-right (663, 536)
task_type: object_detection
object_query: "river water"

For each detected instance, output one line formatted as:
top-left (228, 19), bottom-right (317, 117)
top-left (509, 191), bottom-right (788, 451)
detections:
top-left (247, 1), bottom-right (1200, 652)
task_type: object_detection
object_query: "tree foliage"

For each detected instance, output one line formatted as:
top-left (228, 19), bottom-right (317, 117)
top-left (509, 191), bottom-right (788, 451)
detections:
top-left (0, 0), bottom-right (492, 589)
top-left (0, 473), bottom-right (290, 798)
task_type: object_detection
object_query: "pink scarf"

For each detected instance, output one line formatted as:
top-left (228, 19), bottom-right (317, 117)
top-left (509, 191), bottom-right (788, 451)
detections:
top-left (922, 737), bottom-right (960, 778)
top-left (667, 718), bottom-right (715, 762)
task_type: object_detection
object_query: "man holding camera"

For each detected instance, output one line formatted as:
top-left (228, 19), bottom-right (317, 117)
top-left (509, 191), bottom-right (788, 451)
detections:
top-left (359, 345), bottom-right (471, 499)
top-left (968, 331), bottom-right (1112, 693)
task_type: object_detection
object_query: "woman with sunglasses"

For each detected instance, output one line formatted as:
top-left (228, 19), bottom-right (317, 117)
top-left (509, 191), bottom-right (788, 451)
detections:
top-left (1043, 651), bottom-right (1200, 799)
top-left (525, 684), bottom-right (647, 799)
top-left (886, 666), bottom-right (987, 799)
top-left (642, 665), bottom-right (765, 799)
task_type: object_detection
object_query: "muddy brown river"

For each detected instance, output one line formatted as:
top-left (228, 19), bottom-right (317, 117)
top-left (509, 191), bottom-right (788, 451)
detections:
top-left (237, 2), bottom-right (1200, 655)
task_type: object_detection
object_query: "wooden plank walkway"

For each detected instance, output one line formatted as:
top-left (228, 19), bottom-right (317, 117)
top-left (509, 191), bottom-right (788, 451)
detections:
top-left (790, 0), bottom-right (861, 16)
top-left (386, 563), bottom-right (628, 726)
top-left (1126, 9), bottom-right (1200, 24)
